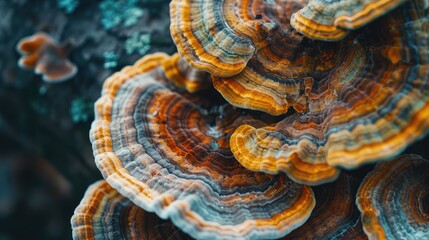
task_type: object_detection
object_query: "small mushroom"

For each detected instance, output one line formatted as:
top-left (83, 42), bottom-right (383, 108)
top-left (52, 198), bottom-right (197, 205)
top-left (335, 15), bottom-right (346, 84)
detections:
top-left (71, 180), bottom-right (193, 240)
top-left (291, 0), bottom-right (408, 41)
top-left (229, 0), bottom-right (429, 185)
top-left (16, 32), bottom-right (77, 83)
top-left (90, 53), bottom-right (315, 239)
top-left (356, 155), bottom-right (429, 240)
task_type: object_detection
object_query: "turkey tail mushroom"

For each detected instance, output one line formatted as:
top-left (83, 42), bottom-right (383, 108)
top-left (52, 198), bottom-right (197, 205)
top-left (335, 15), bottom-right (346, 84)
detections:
top-left (290, 0), bottom-right (408, 41)
top-left (71, 180), bottom-right (193, 240)
top-left (90, 53), bottom-right (316, 240)
top-left (356, 155), bottom-right (429, 240)
top-left (229, 0), bottom-right (429, 185)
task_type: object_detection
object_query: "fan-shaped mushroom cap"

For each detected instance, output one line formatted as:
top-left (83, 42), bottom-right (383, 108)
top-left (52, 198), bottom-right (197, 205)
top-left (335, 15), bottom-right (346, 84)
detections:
top-left (230, 0), bottom-right (429, 185)
top-left (170, 0), bottom-right (347, 116)
top-left (214, 0), bottom-right (429, 116)
top-left (170, 0), bottom-right (308, 77)
top-left (90, 53), bottom-right (315, 239)
top-left (212, 37), bottom-right (341, 116)
top-left (284, 174), bottom-right (366, 239)
top-left (162, 53), bottom-right (211, 92)
top-left (16, 32), bottom-right (77, 83)
top-left (290, 0), bottom-right (408, 41)
top-left (356, 155), bottom-right (429, 240)
top-left (71, 180), bottom-right (192, 240)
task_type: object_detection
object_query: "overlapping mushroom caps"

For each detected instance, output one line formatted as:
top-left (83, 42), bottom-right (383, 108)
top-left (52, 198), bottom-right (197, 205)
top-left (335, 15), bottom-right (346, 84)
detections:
top-left (16, 32), bottom-right (77, 82)
top-left (90, 53), bottom-right (315, 239)
top-left (290, 0), bottom-right (408, 41)
top-left (171, 0), bottom-right (340, 116)
top-left (71, 180), bottom-right (192, 240)
top-left (283, 174), bottom-right (366, 239)
top-left (356, 155), bottom-right (429, 240)
top-left (227, 0), bottom-right (429, 185)
top-left (170, 0), bottom-right (308, 77)
top-left (162, 53), bottom-right (211, 93)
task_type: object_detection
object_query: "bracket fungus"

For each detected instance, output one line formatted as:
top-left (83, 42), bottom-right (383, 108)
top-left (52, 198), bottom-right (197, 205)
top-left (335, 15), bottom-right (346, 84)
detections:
top-left (170, 0), bottom-right (338, 116)
top-left (284, 174), bottom-right (366, 239)
top-left (16, 32), bottom-right (77, 83)
top-left (228, 0), bottom-right (429, 185)
top-left (290, 0), bottom-right (408, 41)
top-left (356, 155), bottom-right (429, 240)
top-left (71, 0), bottom-right (429, 238)
top-left (170, 0), bottom-right (308, 77)
top-left (72, 180), bottom-right (192, 240)
top-left (162, 53), bottom-right (211, 93)
top-left (90, 53), bottom-right (315, 239)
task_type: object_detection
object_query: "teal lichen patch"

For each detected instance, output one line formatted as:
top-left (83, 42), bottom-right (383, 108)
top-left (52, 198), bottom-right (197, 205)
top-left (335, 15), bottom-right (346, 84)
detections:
top-left (38, 86), bottom-right (48, 96)
top-left (103, 51), bottom-right (118, 69)
top-left (99, 0), bottom-right (144, 30)
top-left (125, 32), bottom-right (151, 55)
top-left (57, 0), bottom-right (79, 14)
top-left (70, 98), bottom-right (93, 123)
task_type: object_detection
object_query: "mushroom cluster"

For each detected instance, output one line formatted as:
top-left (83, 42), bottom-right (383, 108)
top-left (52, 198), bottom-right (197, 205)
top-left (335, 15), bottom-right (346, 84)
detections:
top-left (172, 0), bottom-right (429, 185)
top-left (87, 53), bottom-right (315, 239)
top-left (72, 0), bottom-right (429, 239)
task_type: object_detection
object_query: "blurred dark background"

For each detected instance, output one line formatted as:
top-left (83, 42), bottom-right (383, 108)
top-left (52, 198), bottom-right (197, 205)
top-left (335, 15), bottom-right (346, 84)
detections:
top-left (0, 0), bottom-right (428, 240)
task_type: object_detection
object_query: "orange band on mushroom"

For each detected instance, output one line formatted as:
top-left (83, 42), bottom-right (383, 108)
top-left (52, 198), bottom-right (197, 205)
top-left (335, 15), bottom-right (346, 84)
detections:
top-left (356, 155), bottom-right (429, 239)
top-left (290, 0), bottom-right (408, 41)
top-left (285, 174), bottom-right (366, 239)
top-left (90, 53), bottom-right (315, 239)
top-left (162, 53), bottom-right (211, 92)
top-left (169, 0), bottom-right (307, 77)
top-left (229, 0), bottom-right (429, 185)
top-left (71, 180), bottom-right (193, 240)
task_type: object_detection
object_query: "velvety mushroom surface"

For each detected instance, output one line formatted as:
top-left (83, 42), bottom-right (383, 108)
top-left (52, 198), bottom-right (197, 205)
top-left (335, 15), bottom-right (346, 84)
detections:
top-left (90, 53), bottom-right (315, 240)
top-left (16, 32), bottom-right (77, 82)
top-left (290, 0), bottom-right (408, 41)
top-left (229, 0), bottom-right (429, 185)
top-left (71, 180), bottom-right (192, 240)
top-left (356, 155), bottom-right (429, 240)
